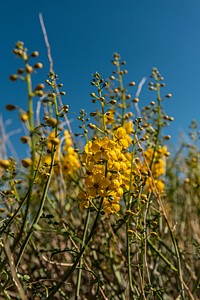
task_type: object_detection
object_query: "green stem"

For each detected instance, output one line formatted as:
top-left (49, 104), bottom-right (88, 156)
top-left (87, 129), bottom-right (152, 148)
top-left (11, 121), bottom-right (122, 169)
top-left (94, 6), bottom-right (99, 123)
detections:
top-left (15, 146), bottom-right (55, 268)
top-left (147, 239), bottom-right (177, 272)
top-left (126, 220), bottom-right (134, 298)
top-left (15, 61), bottom-right (36, 259)
top-left (15, 89), bottom-right (58, 268)
top-left (127, 143), bottom-right (135, 210)
top-left (25, 61), bottom-right (36, 166)
top-left (117, 62), bottom-right (126, 125)
top-left (98, 83), bottom-right (107, 134)
top-left (75, 209), bottom-right (91, 299)
top-left (155, 195), bottom-right (186, 299)
top-left (46, 198), bottom-right (103, 299)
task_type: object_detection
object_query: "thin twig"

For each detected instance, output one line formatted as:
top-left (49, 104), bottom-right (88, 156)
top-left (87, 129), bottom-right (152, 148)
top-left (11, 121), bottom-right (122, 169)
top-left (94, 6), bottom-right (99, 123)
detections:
top-left (39, 13), bottom-right (74, 142)
top-left (39, 13), bottom-right (53, 73)
top-left (3, 238), bottom-right (28, 300)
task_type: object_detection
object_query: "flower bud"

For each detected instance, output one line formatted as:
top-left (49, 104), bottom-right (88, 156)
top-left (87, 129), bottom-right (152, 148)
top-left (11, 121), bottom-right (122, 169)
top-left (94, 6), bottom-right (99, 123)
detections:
top-left (164, 135), bottom-right (171, 140)
top-left (168, 117), bottom-right (174, 121)
top-left (127, 229), bottom-right (135, 235)
top-left (35, 90), bottom-right (44, 97)
top-left (9, 74), bottom-right (18, 81)
top-left (26, 65), bottom-right (33, 73)
top-left (166, 93), bottom-right (172, 98)
top-left (30, 51), bottom-right (39, 57)
top-left (21, 158), bottom-right (32, 168)
top-left (20, 113), bottom-right (29, 122)
top-left (0, 159), bottom-right (10, 169)
top-left (34, 83), bottom-right (45, 91)
top-left (20, 136), bottom-right (29, 144)
top-left (33, 62), bottom-right (43, 69)
top-left (49, 137), bottom-right (60, 146)
top-left (109, 99), bottom-right (116, 105)
top-left (45, 117), bottom-right (58, 127)
top-left (88, 123), bottom-right (96, 129)
top-left (17, 68), bottom-right (24, 74)
top-left (5, 104), bottom-right (16, 111)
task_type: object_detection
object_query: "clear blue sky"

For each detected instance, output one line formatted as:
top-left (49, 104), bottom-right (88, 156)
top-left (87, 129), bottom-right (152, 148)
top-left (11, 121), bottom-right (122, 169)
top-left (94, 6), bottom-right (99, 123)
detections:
top-left (1, 0), bottom-right (200, 156)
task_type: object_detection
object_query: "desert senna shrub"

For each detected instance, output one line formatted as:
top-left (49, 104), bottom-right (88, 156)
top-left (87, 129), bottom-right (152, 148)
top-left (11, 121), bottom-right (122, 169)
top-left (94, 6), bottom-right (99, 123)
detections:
top-left (0, 45), bottom-right (199, 300)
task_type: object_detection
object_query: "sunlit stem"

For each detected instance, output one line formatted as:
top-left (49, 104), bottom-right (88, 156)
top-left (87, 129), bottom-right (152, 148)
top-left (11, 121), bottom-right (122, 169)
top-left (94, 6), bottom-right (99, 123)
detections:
top-left (75, 209), bottom-right (91, 299)
top-left (116, 61), bottom-right (126, 125)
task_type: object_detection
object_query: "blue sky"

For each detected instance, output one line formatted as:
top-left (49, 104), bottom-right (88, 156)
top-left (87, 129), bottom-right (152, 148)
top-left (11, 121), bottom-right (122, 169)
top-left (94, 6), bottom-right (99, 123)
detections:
top-left (1, 0), bottom-right (200, 156)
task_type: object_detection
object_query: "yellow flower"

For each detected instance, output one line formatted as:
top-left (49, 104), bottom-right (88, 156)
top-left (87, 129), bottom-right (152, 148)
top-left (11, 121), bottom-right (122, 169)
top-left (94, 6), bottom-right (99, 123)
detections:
top-left (113, 126), bottom-right (133, 148)
top-left (105, 109), bottom-right (115, 125)
top-left (78, 190), bottom-right (90, 208)
top-left (114, 127), bottom-right (129, 148)
top-left (145, 178), bottom-right (165, 193)
top-left (83, 137), bottom-right (116, 163)
top-left (143, 147), bottom-right (166, 177)
top-left (63, 130), bottom-right (73, 149)
top-left (123, 121), bottom-right (134, 134)
top-left (103, 198), bottom-right (120, 214)
top-left (85, 173), bottom-right (111, 198)
top-left (62, 136), bottom-right (80, 176)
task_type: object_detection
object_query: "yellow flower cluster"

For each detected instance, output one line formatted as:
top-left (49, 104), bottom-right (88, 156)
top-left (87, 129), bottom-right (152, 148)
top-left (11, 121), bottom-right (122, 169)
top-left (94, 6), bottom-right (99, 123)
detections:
top-left (38, 130), bottom-right (80, 178)
top-left (61, 130), bottom-right (80, 176)
top-left (79, 121), bottom-right (168, 214)
top-left (80, 127), bottom-right (133, 214)
top-left (142, 146), bottom-right (168, 193)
